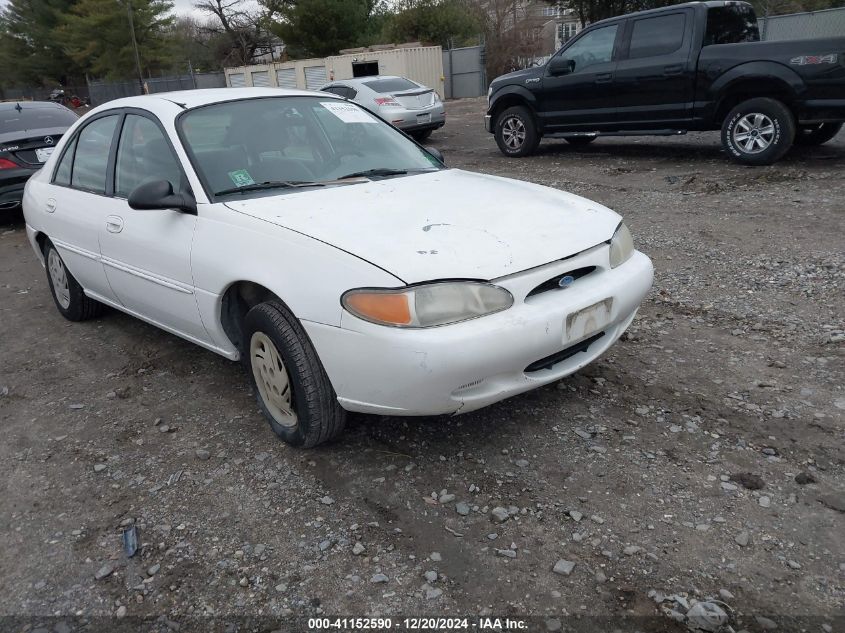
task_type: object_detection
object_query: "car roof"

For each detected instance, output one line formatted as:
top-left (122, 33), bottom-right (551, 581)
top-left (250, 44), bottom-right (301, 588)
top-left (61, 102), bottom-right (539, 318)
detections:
top-left (86, 88), bottom-right (342, 117)
top-left (0, 100), bottom-right (70, 112)
top-left (590, 0), bottom-right (748, 27)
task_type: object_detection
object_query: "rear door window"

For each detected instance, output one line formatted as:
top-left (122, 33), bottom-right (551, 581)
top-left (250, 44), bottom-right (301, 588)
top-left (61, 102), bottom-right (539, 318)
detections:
top-left (628, 13), bottom-right (686, 59)
top-left (704, 5), bottom-right (760, 45)
top-left (71, 115), bottom-right (119, 194)
top-left (53, 136), bottom-right (77, 186)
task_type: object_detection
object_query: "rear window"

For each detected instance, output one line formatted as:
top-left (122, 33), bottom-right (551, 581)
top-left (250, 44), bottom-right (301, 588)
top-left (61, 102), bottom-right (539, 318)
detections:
top-left (0, 105), bottom-right (78, 134)
top-left (363, 78), bottom-right (419, 93)
top-left (629, 13), bottom-right (686, 59)
top-left (704, 5), bottom-right (760, 46)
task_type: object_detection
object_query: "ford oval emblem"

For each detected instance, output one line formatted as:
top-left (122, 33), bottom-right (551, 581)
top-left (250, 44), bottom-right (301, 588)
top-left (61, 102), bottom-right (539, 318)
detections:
top-left (558, 275), bottom-right (575, 288)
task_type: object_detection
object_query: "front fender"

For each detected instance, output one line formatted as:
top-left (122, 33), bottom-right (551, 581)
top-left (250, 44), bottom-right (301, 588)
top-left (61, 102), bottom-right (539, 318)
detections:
top-left (488, 84), bottom-right (538, 115)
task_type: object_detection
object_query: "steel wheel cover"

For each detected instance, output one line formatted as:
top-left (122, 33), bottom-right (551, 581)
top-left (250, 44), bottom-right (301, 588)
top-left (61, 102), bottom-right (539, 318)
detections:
top-left (502, 116), bottom-right (526, 149)
top-left (733, 113), bottom-right (775, 154)
top-left (47, 249), bottom-right (71, 309)
top-left (250, 331), bottom-right (297, 427)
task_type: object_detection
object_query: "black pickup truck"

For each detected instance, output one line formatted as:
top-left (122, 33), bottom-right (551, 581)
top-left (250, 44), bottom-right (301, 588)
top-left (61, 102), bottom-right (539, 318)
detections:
top-left (485, 1), bottom-right (845, 165)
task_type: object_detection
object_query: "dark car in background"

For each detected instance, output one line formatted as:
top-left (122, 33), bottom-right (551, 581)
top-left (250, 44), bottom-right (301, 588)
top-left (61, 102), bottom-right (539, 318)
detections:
top-left (1, 101), bottom-right (78, 212)
top-left (485, 1), bottom-right (845, 165)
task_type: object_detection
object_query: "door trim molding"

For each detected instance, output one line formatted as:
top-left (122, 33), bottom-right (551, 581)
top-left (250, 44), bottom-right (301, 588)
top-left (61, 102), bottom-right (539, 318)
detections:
top-left (100, 256), bottom-right (194, 295)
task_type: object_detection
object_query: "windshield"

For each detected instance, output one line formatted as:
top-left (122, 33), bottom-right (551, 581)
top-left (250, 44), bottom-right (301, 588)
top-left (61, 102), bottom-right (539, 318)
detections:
top-left (704, 5), bottom-right (760, 46)
top-left (0, 105), bottom-right (78, 134)
top-left (179, 96), bottom-right (441, 198)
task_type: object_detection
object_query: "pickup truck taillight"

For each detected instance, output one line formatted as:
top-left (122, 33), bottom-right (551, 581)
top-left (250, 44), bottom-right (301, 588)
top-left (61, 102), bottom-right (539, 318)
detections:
top-left (0, 158), bottom-right (20, 170)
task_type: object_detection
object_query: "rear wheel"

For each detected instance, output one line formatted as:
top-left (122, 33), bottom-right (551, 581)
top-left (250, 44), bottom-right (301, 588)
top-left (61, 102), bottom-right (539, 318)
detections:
top-left (794, 122), bottom-right (843, 146)
top-left (42, 239), bottom-right (104, 321)
top-left (494, 106), bottom-right (540, 157)
top-left (411, 129), bottom-right (433, 142)
top-left (721, 97), bottom-right (795, 166)
top-left (565, 135), bottom-right (597, 146)
top-left (243, 301), bottom-right (345, 448)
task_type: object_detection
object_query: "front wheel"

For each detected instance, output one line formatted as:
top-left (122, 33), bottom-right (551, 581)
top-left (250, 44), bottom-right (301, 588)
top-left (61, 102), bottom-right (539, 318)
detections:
top-left (243, 301), bottom-right (346, 448)
top-left (494, 106), bottom-right (540, 157)
top-left (794, 122), bottom-right (843, 146)
top-left (721, 97), bottom-right (795, 166)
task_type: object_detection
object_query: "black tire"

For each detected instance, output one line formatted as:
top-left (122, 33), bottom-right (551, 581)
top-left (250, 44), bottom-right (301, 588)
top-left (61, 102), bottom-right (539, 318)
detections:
top-left (42, 239), bottom-right (104, 321)
top-left (494, 105), bottom-right (541, 157)
top-left (721, 97), bottom-right (795, 166)
top-left (794, 122), bottom-right (843, 146)
top-left (565, 135), bottom-right (597, 146)
top-left (243, 301), bottom-right (346, 448)
top-left (411, 129), bottom-right (433, 142)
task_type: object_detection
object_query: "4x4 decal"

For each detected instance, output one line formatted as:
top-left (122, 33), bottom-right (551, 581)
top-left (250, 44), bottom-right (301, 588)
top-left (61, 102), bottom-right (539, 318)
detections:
top-left (790, 54), bottom-right (838, 65)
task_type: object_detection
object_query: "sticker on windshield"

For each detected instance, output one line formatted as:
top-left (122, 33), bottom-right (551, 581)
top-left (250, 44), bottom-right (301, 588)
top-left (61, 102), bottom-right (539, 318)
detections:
top-left (320, 101), bottom-right (375, 123)
top-left (228, 169), bottom-right (255, 187)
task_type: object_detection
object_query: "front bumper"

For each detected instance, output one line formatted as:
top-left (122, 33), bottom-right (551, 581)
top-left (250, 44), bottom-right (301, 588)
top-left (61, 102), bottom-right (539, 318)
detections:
top-left (304, 246), bottom-right (653, 416)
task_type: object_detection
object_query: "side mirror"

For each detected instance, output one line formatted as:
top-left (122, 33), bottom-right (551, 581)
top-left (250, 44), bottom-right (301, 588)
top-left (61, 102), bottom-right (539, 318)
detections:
top-left (128, 180), bottom-right (197, 215)
top-left (427, 147), bottom-right (445, 165)
top-left (548, 57), bottom-right (575, 76)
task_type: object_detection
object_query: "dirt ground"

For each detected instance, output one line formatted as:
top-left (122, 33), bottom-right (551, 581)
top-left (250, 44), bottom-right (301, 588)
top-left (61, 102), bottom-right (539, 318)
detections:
top-left (1, 97), bottom-right (843, 633)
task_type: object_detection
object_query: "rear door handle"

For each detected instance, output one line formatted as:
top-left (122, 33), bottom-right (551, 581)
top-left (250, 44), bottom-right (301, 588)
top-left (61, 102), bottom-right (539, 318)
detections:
top-left (105, 215), bottom-right (124, 233)
top-left (45, 198), bottom-right (56, 213)
top-left (664, 64), bottom-right (684, 76)
top-left (595, 72), bottom-right (613, 84)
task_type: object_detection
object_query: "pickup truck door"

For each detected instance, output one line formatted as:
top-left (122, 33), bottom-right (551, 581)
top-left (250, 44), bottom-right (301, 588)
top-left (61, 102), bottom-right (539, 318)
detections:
top-left (612, 9), bottom-right (697, 128)
top-left (537, 23), bottom-right (621, 130)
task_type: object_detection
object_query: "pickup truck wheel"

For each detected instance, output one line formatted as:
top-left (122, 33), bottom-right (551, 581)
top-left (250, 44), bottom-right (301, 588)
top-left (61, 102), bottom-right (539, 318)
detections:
top-left (42, 239), bottom-right (104, 321)
top-left (722, 98), bottom-right (795, 165)
top-left (495, 106), bottom-right (540, 157)
top-left (794, 122), bottom-right (843, 146)
top-left (244, 301), bottom-right (346, 448)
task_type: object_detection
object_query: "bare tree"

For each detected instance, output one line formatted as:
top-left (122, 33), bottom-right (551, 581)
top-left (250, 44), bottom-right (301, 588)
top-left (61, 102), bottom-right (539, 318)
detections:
top-left (194, 0), bottom-right (276, 66)
top-left (474, 0), bottom-right (549, 79)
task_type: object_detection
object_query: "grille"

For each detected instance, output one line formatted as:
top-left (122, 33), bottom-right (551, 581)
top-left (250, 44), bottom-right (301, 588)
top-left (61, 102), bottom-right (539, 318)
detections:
top-left (524, 332), bottom-right (605, 373)
top-left (525, 266), bottom-right (596, 299)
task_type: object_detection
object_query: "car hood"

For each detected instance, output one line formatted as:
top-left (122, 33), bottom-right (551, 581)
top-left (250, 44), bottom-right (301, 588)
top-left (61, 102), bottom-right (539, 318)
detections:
top-left (223, 169), bottom-right (620, 283)
top-left (491, 66), bottom-right (543, 88)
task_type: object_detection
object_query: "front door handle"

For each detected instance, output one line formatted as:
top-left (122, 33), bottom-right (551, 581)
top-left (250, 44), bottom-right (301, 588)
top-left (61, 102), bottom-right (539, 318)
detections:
top-left (664, 64), bottom-right (684, 76)
top-left (45, 198), bottom-right (56, 213)
top-left (105, 215), bottom-right (124, 233)
top-left (595, 72), bottom-right (613, 84)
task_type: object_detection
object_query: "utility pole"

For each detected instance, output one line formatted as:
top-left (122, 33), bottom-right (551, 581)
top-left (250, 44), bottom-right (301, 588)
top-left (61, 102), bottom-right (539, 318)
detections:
top-left (122, 0), bottom-right (145, 94)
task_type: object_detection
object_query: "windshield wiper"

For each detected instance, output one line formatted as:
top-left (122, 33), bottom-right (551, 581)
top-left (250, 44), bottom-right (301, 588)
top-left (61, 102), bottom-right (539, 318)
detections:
top-left (214, 180), bottom-right (323, 196)
top-left (337, 168), bottom-right (411, 180)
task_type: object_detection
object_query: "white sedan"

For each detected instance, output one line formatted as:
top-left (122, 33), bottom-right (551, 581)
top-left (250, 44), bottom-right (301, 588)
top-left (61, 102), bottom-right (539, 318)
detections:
top-left (23, 88), bottom-right (653, 447)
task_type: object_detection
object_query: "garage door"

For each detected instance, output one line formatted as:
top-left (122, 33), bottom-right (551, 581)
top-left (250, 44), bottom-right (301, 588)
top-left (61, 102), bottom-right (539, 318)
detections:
top-left (228, 73), bottom-right (245, 88)
top-left (251, 70), bottom-right (270, 87)
top-left (275, 68), bottom-right (297, 89)
top-left (304, 66), bottom-right (327, 89)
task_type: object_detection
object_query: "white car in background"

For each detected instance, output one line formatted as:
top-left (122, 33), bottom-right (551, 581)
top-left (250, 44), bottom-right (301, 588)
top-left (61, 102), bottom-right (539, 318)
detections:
top-left (320, 76), bottom-right (445, 141)
top-left (23, 88), bottom-right (653, 448)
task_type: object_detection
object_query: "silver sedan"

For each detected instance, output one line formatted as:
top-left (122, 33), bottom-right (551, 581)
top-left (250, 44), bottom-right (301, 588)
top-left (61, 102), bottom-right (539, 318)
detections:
top-left (320, 76), bottom-right (445, 141)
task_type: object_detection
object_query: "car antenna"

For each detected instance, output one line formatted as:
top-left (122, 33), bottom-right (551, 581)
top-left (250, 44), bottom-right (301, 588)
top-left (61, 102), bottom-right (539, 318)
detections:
top-left (15, 103), bottom-right (22, 112)
top-left (162, 98), bottom-right (187, 109)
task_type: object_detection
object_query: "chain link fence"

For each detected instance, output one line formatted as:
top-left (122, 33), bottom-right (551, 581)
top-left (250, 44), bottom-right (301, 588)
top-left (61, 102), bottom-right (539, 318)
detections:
top-left (87, 72), bottom-right (226, 106)
top-left (758, 6), bottom-right (845, 41)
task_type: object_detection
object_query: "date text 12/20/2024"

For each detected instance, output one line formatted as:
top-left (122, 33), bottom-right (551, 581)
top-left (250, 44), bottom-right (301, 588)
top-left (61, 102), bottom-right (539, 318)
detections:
top-left (307, 617), bottom-right (529, 630)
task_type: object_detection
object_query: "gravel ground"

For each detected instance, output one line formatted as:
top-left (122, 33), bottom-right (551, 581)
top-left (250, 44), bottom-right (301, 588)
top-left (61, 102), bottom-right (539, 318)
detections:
top-left (1, 97), bottom-right (843, 633)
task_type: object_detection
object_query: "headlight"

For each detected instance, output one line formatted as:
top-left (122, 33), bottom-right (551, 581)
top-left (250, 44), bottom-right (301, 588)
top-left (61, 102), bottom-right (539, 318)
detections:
top-left (342, 281), bottom-right (514, 328)
top-left (609, 222), bottom-right (634, 268)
